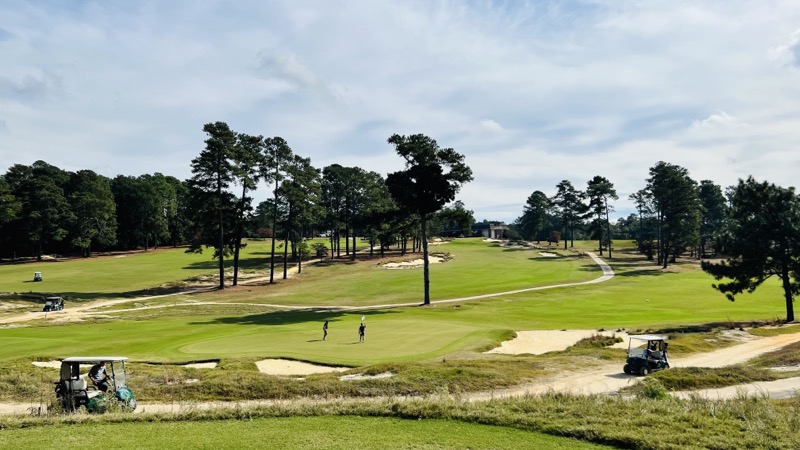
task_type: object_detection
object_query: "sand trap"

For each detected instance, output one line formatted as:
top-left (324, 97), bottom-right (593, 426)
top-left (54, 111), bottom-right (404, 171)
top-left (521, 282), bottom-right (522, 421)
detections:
top-left (383, 256), bottom-right (444, 269)
top-left (339, 372), bottom-right (394, 381)
top-left (539, 252), bottom-right (557, 257)
top-left (32, 361), bottom-right (61, 369)
top-left (183, 362), bottom-right (218, 369)
top-left (255, 359), bottom-right (350, 376)
top-left (487, 330), bottom-right (630, 355)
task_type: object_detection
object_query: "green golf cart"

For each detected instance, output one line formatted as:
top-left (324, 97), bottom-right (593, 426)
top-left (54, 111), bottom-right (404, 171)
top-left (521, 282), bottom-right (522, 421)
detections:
top-left (54, 356), bottom-right (137, 413)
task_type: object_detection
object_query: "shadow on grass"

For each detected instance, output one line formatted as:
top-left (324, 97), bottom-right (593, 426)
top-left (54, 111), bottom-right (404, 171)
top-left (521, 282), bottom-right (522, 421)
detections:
top-left (191, 308), bottom-right (399, 327)
top-left (19, 285), bottom-right (217, 302)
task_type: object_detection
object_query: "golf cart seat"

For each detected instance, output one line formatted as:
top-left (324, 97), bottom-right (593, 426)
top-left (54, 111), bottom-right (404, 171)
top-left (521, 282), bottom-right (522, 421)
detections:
top-left (68, 379), bottom-right (87, 391)
top-left (649, 350), bottom-right (663, 359)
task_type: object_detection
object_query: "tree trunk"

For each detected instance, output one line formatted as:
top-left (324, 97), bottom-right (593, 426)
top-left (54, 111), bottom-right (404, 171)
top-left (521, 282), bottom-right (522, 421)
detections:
top-left (421, 213), bottom-right (430, 305)
top-left (297, 225), bottom-right (304, 274)
top-left (269, 175), bottom-right (279, 284)
top-left (782, 267), bottom-right (795, 322)
top-left (605, 202), bottom-right (612, 259)
top-left (217, 184), bottom-right (225, 290)
top-left (282, 232), bottom-right (289, 280)
top-left (232, 184), bottom-right (247, 286)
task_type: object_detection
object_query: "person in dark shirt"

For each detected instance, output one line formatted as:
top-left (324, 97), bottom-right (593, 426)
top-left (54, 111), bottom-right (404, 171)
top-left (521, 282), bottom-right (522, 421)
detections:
top-left (358, 322), bottom-right (366, 343)
top-left (323, 320), bottom-right (329, 341)
top-left (88, 361), bottom-right (111, 392)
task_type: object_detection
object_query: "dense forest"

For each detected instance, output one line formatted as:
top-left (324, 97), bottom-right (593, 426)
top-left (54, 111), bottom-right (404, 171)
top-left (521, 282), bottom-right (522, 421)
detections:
top-left (0, 124), bottom-right (475, 264)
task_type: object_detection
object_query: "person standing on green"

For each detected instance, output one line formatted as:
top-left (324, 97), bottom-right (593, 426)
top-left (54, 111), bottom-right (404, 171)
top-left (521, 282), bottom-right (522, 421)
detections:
top-left (323, 320), bottom-right (329, 341)
top-left (358, 322), bottom-right (366, 343)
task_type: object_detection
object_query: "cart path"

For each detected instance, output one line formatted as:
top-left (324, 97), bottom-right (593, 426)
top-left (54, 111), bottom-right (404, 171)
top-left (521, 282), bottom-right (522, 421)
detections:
top-left (2, 330), bottom-right (798, 416)
top-left (6, 333), bottom-right (800, 414)
top-left (0, 252), bottom-right (613, 322)
top-left (465, 331), bottom-right (800, 401)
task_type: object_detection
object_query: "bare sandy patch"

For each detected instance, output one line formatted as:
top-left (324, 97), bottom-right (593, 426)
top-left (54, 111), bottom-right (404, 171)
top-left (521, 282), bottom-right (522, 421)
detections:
top-left (183, 362), bottom-right (218, 369)
top-left (539, 252), bottom-right (557, 257)
top-left (339, 372), bottom-right (394, 381)
top-left (487, 330), bottom-right (630, 355)
top-left (383, 256), bottom-right (444, 269)
top-left (255, 359), bottom-right (350, 376)
top-left (32, 361), bottom-right (61, 369)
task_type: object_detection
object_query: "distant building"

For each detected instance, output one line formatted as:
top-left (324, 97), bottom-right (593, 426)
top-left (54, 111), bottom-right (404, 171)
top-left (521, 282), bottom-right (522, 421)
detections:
top-left (472, 222), bottom-right (509, 239)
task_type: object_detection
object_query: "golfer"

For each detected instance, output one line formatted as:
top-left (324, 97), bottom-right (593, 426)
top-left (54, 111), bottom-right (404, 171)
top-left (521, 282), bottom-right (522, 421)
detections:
top-left (323, 320), bottom-right (329, 341)
top-left (358, 322), bottom-right (366, 343)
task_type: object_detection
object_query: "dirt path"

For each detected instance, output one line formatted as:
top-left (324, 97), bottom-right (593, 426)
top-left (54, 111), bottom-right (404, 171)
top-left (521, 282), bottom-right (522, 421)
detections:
top-left (467, 331), bottom-right (800, 401)
top-left (6, 253), bottom-right (795, 413)
top-left (2, 333), bottom-right (798, 416)
top-left (1, 252), bottom-right (612, 323)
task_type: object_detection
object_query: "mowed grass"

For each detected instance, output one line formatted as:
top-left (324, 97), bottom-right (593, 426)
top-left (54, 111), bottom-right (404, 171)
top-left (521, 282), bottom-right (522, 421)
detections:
top-left (0, 238), bottom-right (595, 305)
top-left (0, 240), bottom-right (791, 366)
top-left (0, 415), bottom-right (610, 449)
top-left (0, 247), bottom-right (241, 299)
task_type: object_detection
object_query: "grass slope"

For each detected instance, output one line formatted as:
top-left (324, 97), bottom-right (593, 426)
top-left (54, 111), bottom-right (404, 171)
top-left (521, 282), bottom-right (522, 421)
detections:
top-left (0, 416), bottom-right (610, 449)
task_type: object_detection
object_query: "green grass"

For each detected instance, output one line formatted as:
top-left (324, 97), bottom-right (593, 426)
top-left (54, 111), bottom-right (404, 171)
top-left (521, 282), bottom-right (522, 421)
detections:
top-left (0, 241), bottom-right (791, 370)
top-left (647, 366), bottom-right (785, 391)
top-left (0, 415), bottom-right (610, 449)
top-left (2, 396), bottom-right (799, 450)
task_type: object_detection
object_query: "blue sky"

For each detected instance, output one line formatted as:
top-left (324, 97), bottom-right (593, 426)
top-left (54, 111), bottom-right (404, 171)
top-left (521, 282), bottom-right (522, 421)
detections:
top-left (2, 1), bottom-right (800, 222)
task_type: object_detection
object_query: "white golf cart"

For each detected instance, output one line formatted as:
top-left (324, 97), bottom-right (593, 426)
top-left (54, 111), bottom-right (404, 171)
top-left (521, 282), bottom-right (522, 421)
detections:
top-left (54, 356), bottom-right (136, 413)
top-left (43, 296), bottom-right (64, 312)
top-left (622, 334), bottom-right (669, 376)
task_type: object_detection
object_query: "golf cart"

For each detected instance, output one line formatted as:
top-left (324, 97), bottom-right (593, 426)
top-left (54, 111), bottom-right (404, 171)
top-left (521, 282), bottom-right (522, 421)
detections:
top-left (623, 334), bottom-right (669, 376)
top-left (43, 296), bottom-right (64, 312)
top-left (54, 357), bottom-right (136, 413)
top-left (33, 271), bottom-right (42, 282)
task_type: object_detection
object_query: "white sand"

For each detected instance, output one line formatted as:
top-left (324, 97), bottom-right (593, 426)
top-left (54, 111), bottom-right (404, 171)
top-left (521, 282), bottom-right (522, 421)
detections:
top-left (255, 359), bottom-right (350, 376)
top-left (487, 329), bottom-right (630, 355)
top-left (339, 372), bottom-right (394, 381)
top-left (539, 252), bottom-right (557, 257)
top-left (32, 361), bottom-right (61, 369)
top-left (183, 362), bottom-right (218, 369)
top-left (383, 256), bottom-right (443, 269)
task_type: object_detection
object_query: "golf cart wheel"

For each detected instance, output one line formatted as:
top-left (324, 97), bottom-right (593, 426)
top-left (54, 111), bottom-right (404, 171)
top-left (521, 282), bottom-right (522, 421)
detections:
top-left (639, 367), bottom-right (650, 376)
top-left (664, 363), bottom-right (670, 369)
top-left (623, 364), bottom-right (630, 374)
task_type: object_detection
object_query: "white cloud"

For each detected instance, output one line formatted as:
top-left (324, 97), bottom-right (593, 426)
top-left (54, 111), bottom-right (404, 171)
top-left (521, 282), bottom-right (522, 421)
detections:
top-left (480, 119), bottom-right (504, 132)
top-left (691, 111), bottom-right (747, 129)
top-left (769, 28), bottom-right (800, 68)
top-left (2, 1), bottom-right (800, 223)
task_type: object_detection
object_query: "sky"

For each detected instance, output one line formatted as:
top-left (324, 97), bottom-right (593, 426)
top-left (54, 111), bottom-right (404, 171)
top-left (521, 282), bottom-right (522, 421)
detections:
top-left (2, 1), bottom-right (800, 223)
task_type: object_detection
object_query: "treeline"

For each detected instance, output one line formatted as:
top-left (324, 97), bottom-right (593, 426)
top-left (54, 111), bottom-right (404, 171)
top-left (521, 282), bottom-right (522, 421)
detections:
top-left (514, 161), bottom-right (731, 267)
top-left (514, 161), bottom-right (800, 321)
top-left (0, 125), bottom-right (475, 265)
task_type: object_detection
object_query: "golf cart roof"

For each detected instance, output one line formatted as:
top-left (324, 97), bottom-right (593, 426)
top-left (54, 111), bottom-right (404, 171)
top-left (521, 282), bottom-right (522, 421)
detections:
top-left (628, 334), bottom-right (668, 341)
top-left (61, 357), bottom-right (128, 363)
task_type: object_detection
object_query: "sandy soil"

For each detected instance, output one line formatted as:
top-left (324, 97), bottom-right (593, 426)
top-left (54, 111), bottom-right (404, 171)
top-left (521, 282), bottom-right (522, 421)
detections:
top-left (183, 362), bottom-right (218, 369)
top-left (32, 361), bottom-right (61, 369)
top-left (382, 256), bottom-right (444, 269)
top-left (339, 372), bottom-right (394, 381)
top-left (255, 359), bottom-right (350, 376)
top-left (487, 330), bottom-right (630, 355)
top-left (471, 331), bottom-right (800, 400)
top-left (539, 252), bottom-right (557, 257)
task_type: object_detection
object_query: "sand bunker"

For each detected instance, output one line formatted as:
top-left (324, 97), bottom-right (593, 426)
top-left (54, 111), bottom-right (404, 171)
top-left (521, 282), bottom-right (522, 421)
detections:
top-left (339, 372), bottom-right (394, 381)
top-left (183, 361), bottom-right (218, 369)
top-left (32, 361), bottom-right (61, 369)
top-left (255, 359), bottom-right (350, 376)
top-left (539, 252), bottom-right (557, 257)
top-left (487, 329), bottom-right (630, 355)
top-left (383, 256), bottom-right (444, 269)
